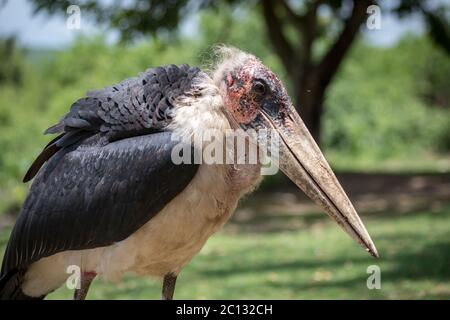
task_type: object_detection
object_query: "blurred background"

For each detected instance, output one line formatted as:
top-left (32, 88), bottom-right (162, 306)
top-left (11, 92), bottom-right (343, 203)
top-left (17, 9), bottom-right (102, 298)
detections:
top-left (0, 0), bottom-right (449, 299)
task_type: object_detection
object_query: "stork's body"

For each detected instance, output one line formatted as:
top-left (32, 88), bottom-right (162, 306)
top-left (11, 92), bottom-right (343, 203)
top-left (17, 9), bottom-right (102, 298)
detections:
top-left (0, 47), bottom-right (377, 300)
top-left (23, 152), bottom-right (261, 297)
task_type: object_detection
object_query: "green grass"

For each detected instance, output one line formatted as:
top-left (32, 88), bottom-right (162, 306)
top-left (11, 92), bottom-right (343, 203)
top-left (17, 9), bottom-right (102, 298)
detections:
top-left (1, 204), bottom-right (449, 299)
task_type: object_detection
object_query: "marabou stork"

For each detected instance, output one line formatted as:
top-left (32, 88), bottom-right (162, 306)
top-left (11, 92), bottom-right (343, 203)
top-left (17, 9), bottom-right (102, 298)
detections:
top-left (0, 47), bottom-right (378, 300)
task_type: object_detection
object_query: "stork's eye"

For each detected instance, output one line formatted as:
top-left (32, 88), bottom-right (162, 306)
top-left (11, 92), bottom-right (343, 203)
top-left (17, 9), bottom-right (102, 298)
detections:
top-left (252, 80), bottom-right (267, 95)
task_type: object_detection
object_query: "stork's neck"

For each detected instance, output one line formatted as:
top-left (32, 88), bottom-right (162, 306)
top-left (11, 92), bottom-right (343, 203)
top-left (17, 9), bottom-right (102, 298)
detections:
top-left (168, 74), bottom-right (262, 199)
top-left (168, 74), bottom-right (228, 139)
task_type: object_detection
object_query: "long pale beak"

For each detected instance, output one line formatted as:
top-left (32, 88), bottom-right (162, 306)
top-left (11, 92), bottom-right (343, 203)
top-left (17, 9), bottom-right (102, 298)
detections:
top-left (260, 105), bottom-right (378, 258)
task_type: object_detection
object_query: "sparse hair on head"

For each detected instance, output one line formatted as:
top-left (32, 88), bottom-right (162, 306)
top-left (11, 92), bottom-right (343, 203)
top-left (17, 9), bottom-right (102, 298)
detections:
top-left (210, 44), bottom-right (255, 85)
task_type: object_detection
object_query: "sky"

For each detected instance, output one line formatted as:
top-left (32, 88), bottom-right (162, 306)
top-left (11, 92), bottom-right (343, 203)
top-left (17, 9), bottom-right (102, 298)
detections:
top-left (0, 0), bottom-right (426, 49)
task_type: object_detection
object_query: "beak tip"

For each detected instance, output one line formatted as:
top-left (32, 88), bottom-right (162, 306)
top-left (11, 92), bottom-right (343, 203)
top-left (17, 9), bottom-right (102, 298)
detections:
top-left (364, 240), bottom-right (379, 258)
top-left (368, 247), bottom-right (380, 258)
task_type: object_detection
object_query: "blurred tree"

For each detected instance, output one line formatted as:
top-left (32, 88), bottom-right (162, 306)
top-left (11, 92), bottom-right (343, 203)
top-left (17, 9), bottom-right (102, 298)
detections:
top-left (28, 0), bottom-right (449, 143)
top-left (0, 37), bottom-right (23, 86)
top-left (396, 0), bottom-right (450, 54)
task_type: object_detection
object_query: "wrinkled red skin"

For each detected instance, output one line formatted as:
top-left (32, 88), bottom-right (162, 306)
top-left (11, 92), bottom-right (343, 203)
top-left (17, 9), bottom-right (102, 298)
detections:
top-left (222, 57), bottom-right (287, 125)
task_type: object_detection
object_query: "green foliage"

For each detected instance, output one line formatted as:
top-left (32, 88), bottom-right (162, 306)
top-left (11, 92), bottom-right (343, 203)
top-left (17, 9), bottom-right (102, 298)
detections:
top-left (0, 37), bottom-right (24, 86)
top-left (417, 45), bottom-right (450, 111)
top-left (323, 37), bottom-right (450, 171)
top-left (0, 16), bottom-right (449, 214)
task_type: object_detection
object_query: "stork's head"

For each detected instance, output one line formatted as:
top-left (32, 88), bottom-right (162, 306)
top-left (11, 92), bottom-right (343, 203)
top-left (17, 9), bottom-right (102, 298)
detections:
top-left (214, 47), bottom-right (378, 257)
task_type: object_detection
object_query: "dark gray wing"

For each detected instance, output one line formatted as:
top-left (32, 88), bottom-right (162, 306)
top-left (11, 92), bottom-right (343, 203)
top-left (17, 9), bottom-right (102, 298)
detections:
top-left (1, 132), bottom-right (198, 278)
top-left (23, 64), bottom-right (202, 182)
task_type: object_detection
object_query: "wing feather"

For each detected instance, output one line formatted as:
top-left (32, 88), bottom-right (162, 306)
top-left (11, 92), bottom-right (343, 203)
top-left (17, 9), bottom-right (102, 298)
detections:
top-left (23, 64), bottom-right (202, 182)
top-left (2, 132), bottom-right (198, 276)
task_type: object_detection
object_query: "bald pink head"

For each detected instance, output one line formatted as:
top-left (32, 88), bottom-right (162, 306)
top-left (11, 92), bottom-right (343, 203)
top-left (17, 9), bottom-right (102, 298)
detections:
top-left (216, 53), bottom-right (290, 126)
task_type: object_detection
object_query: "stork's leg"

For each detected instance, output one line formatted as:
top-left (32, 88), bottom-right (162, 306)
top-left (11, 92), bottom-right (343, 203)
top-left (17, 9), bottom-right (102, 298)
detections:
top-left (74, 272), bottom-right (96, 300)
top-left (161, 273), bottom-right (177, 300)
